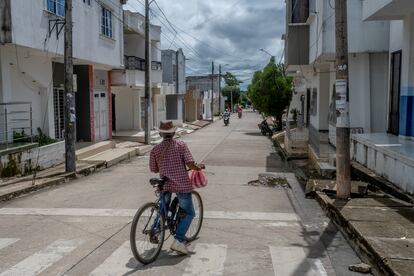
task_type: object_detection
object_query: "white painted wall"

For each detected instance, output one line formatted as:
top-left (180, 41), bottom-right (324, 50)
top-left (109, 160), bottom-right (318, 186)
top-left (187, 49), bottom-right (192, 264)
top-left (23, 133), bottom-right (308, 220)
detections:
top-left (0, 45), bottom-right (55, 139)
top-left (309, 0), bottom-right (390, 63)
top-left (370, 53), bottom-right (389, 133)
top-left (362, 0), bottom-right (392, 20)
top-left (351, 134), bottom-right (414, 195)
top-left (124, 34), bottom-right (145, 58)
top-left (389, 20), bottom-right (403, 52)
top-left (10, 0), bottom-right (124, 68)
top-left (112, 87), bottom-right (142, 131)
top-left (349, 53), bottom-right (371, 131)
top-left (0, 141), bottom-right (65, 176)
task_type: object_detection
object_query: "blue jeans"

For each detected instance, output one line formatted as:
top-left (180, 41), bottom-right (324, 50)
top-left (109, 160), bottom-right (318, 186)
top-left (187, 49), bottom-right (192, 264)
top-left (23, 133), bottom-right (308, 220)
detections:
top-left (164, 192), bottom-right (194, 242)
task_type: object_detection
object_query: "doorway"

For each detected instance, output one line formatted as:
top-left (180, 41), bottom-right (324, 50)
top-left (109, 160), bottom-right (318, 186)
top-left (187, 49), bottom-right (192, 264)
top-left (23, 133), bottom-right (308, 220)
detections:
top-left (389, 51), bottom-right (401, 135)
top-left (93, 91), bottom-right (108, 141)
top-left (112, 94), bottom-right (116, 132)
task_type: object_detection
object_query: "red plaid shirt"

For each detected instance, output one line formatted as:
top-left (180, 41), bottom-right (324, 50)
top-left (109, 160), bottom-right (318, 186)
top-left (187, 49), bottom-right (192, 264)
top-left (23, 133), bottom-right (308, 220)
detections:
top-left (149, 138), bottom-right (194, 193)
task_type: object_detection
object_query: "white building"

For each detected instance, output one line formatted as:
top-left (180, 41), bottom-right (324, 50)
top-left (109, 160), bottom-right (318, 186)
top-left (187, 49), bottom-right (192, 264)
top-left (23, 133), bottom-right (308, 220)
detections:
top-left (0, 0), bottom-right (127, 144)
top-left (186, 75), bottom-right (220, 121)
top-left (285, 0), bottom-right (390, 167)
top-left (162, 48), bottom-right (186, 125)
top-left (111, 10), bottom-right (164, 135)
top-left (350, 0), bottom-right (414, 195)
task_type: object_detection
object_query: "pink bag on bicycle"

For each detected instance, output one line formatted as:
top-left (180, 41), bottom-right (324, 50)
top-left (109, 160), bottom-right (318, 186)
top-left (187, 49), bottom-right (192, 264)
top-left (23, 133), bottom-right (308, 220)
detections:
top-left (190, 170), bottom-right (208, 189)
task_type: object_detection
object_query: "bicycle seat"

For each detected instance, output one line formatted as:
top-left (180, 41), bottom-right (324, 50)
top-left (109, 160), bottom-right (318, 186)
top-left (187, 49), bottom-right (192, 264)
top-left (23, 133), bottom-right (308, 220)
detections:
top-left (150, 177), bottom-right (167, 188)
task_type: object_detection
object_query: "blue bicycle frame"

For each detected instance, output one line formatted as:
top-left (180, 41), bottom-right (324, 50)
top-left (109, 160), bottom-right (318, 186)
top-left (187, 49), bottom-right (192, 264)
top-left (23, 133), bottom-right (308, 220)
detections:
top-left (151, 192), bottom-right (173, 233)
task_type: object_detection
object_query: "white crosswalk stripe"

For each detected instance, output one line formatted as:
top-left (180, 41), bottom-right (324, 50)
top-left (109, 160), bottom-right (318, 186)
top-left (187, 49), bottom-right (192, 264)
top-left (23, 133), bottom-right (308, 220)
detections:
top-left (0, 239), bottom-right (19, 251)
top-left (89, 241), bottom-right (135, 276)
top-left (0, 208), bottom-right (299, 221)
top-left (0, 239), bottom-right (82, 276)
top-left (0, 238), bottom-right (331, 276)
top-left (183, 243), bottom-right (227, 276)
top-left (269, 246), bottom-right (327, 276)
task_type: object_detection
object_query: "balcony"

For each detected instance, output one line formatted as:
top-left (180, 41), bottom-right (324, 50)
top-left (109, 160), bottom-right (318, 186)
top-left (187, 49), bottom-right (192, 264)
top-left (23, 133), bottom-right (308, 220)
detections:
top-left (111, 56), bottom-right (162, 87)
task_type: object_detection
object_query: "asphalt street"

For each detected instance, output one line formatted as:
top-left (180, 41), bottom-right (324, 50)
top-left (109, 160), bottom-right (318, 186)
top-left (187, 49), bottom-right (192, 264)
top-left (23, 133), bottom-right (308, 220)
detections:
top-left (0, 110), bottom-right (363, 275)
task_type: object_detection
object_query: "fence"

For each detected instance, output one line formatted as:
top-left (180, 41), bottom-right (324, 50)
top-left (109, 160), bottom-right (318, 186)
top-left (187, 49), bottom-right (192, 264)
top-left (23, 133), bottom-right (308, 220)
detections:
top-left (0, 102), bottom-right (33, 149)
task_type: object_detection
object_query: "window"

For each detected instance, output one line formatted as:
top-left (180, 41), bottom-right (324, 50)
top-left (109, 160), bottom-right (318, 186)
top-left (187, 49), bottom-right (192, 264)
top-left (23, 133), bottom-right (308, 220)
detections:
top-left (47, 0), bottom-right (65, 17)
top-left (101, 6), bottom-right (113, 38)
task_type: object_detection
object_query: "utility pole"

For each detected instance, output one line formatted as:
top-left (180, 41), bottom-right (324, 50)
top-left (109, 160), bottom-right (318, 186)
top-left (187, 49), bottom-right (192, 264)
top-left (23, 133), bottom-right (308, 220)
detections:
top-left (64, 0), bottom-right (75, 173)
top-left (218, 64), bottom-right (222, 114)
top-left (211, 61), bottom-right (214, 122)
top-left (335, 0), bottom-right (351, 199)
top-left (144, 0), bottom-right (151, 144)
top-left (231, 90), bottom-right (233, 113)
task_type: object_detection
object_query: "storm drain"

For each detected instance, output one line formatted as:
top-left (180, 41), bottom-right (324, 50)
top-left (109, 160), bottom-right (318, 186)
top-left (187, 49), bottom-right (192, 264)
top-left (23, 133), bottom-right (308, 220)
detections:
top-left (248, 173), bottom-right (290, 188)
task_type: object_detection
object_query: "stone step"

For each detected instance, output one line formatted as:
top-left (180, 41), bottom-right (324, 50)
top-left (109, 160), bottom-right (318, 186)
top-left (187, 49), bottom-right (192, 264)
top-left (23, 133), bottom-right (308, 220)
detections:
top-left (76, 141), bottom-right (115, 160)
top-left (83, 148), bottom-right (137, 167)
top-left (317, 161), bottom-right (336, 178)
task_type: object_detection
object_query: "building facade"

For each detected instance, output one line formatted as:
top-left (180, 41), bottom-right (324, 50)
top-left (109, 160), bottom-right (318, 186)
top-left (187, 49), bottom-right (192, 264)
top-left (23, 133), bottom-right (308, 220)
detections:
top-left (186, 75), bottom-right (220, 121)
top-left (284, 0), bottom-right (390, 166)
top-left (350, 0), bottom-right (414, 195)
top-left (110, 10), bottom-right (163, 134)
top-left (0, 0), bottom-right (128, 144)
top-left (162, 48), bottom-right (186, 124)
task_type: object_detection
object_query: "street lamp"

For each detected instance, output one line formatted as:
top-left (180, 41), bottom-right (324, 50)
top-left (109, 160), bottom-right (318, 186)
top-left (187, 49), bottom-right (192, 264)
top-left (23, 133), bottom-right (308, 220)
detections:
top-left (259, 48), bottom-right (275, 60)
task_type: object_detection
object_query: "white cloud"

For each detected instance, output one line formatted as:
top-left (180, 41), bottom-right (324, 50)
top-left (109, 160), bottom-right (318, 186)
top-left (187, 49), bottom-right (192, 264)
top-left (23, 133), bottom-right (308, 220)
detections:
top-left (125, 0), bottom-right (286, 89)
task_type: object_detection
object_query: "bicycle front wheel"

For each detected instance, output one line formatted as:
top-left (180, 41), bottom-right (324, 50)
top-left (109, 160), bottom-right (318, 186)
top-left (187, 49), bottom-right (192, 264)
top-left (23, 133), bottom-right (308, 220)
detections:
top-left (130, 202), bottom-right (165, 265)
top-left (186, 190), bottom-right (204, 242)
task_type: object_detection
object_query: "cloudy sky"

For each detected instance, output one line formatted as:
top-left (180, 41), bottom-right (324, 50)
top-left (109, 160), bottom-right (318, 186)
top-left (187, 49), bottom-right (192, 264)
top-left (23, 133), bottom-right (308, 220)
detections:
top-left (125, 0), bottom-right (286, 89)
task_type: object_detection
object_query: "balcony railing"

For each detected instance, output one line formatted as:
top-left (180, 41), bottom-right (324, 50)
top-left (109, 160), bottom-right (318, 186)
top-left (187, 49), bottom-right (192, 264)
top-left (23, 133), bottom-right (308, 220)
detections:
top-left (124, 56), bottom-right (162, 71)
top-left (151, 61), bottom-right (162, 71)
top-left (0, 102), bottom-right (33, 149)
top-left (124, 55), bottom-right (145, 71)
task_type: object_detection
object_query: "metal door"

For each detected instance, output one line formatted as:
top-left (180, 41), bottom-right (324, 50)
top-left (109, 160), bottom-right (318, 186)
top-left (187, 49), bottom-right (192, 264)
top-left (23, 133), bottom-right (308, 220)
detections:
top-left (389, 51), bottom-right (401, 135)
top-left (53, 87), bottom-right (65, 140)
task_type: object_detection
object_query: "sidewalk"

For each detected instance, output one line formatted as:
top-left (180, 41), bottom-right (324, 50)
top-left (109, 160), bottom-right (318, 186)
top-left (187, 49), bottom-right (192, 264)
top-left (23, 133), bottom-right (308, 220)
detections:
top-left (316, 191), bottom-right (414, 275)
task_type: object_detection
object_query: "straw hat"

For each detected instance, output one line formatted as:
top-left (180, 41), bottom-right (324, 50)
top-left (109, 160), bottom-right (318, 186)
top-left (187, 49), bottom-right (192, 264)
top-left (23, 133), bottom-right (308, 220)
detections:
top-left (158, 120), bottom-right (177, 133)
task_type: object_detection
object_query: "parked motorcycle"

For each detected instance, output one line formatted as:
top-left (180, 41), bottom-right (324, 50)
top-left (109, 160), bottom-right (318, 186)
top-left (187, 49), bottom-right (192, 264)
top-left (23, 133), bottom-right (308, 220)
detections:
top-left (258, 119), bottom-right (273, 137)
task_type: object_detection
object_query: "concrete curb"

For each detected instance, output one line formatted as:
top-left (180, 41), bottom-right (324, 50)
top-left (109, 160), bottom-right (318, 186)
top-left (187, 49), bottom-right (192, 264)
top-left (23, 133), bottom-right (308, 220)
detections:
top-left (352, 161), bottom-right (414, 204)
top-left (0, 175), bottom-right (73, 202)
top-left (0, 162), bottom-right (104, 202)
top-left (315, 192), bottom-right (399, 276)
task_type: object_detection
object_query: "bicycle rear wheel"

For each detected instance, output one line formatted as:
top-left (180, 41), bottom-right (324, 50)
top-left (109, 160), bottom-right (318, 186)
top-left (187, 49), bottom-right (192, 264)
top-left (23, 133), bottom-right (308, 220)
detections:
top-left (186, 190), bottom-right (204, 242)
top-left (130, 202), bottom-right (165, 264)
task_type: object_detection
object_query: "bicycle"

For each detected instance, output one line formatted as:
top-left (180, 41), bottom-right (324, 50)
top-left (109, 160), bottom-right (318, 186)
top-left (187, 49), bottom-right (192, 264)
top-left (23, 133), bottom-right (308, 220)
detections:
top-left (130, 176), bottom-right (204, 264)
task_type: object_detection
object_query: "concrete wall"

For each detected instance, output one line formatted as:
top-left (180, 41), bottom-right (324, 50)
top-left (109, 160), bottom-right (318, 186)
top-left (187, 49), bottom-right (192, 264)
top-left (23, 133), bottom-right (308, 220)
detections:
top-left (351, 135), bottom-right (414, 195)
top-left (399, 13), bottom-right (414, 137)
top-left (0, 45), bottom-right (54, 139)
top-left (124, 34), bottom-right (145, 58)
top-left (310, 0), bottom-right (390, 63)
top-left (9, 0), bottom-right (124, 68)
top-left (370, 53), bottom-right (389, 132)
top-left (112, 88), bottom-right (141, 131)
top-left (0, 141), bottom-right (65, 177)
top-left (162, 50), bottom-right (174, 84)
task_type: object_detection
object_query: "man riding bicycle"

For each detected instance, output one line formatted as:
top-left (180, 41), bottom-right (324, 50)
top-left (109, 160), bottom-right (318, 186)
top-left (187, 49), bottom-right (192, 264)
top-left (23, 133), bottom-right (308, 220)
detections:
top-left (149, 121), bottom-right (203, 255)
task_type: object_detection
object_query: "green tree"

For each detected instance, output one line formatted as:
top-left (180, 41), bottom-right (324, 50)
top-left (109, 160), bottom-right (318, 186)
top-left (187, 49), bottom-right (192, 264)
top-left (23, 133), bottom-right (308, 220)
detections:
top-left (239, 91), bottom-right (250, 107)
top-left (247, 57), bottom-right (292, 130)
top-left (222, 72), bottom-right (242, 110)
